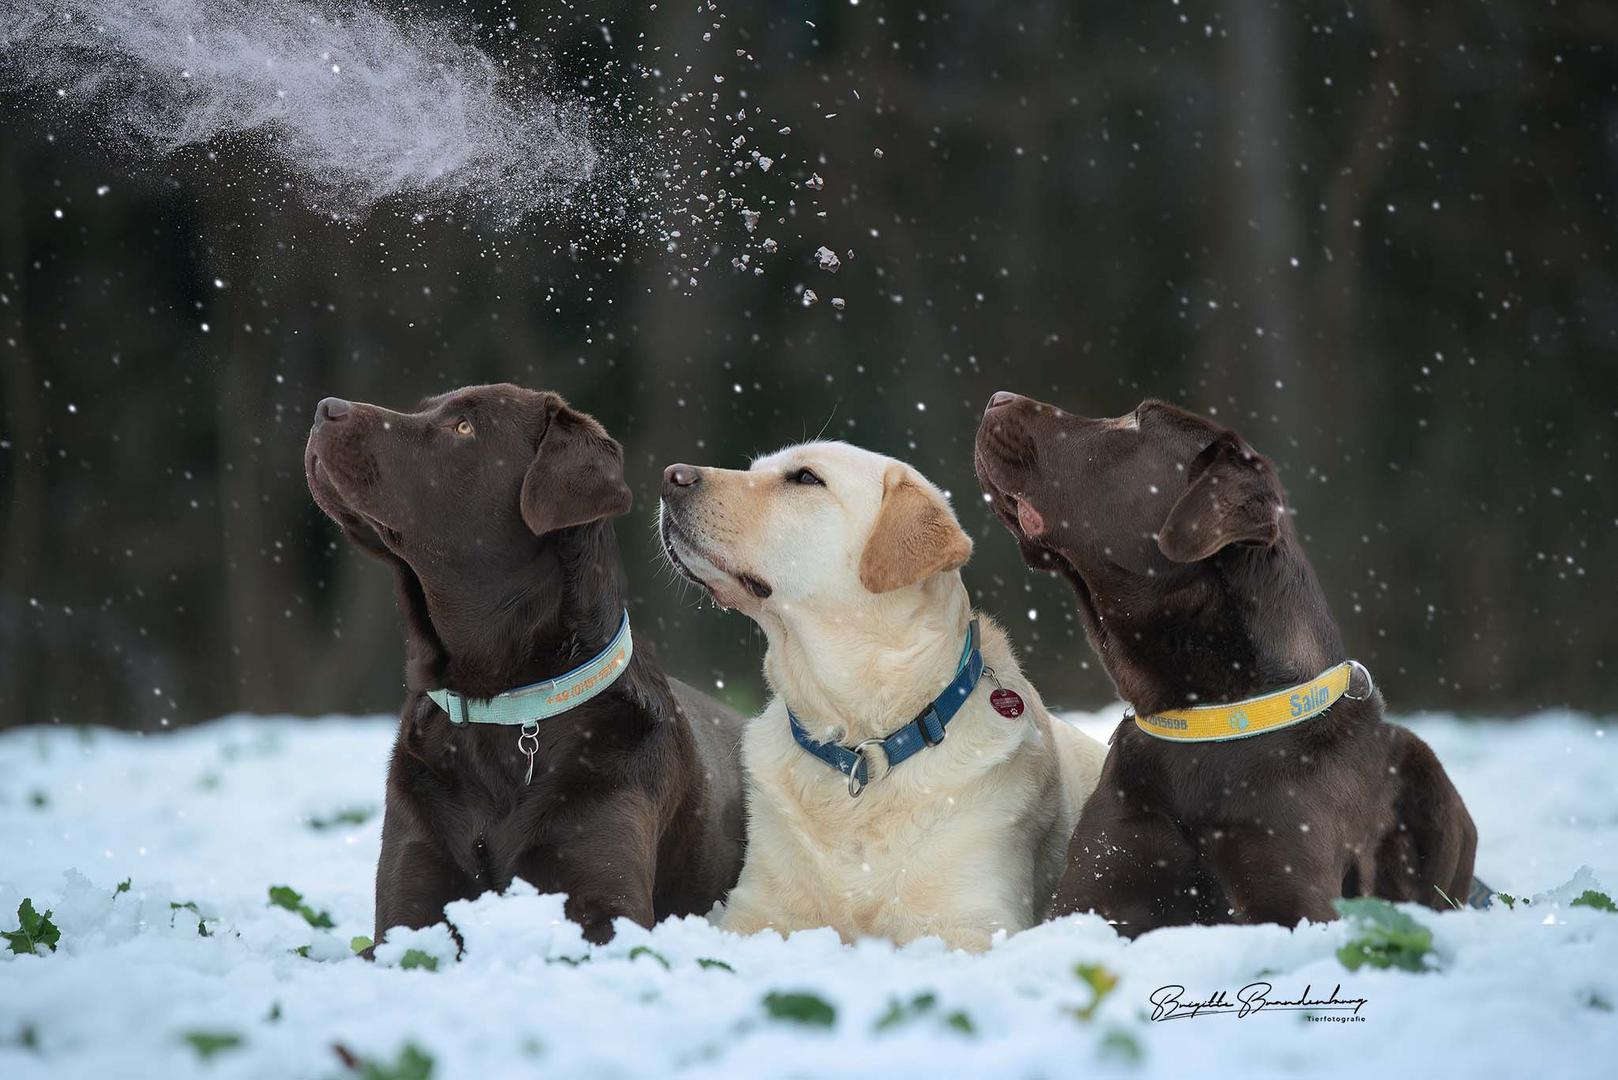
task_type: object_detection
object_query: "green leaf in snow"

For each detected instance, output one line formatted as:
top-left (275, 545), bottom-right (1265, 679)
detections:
top-left (1571, 890), bottom-right (1616, 913)
top-left (267, 884), bottom-right (335, 929)
top-left (1334, 897), bottom-right (1434, 973)
top-left (628, 945), bottom-right (669, 970)
top-left (762, 991), bottom-right (836, 1028)
top-left (399, 949), bottom-right (438, 972)
top-left (2, 900), bottom-right (60, 955)
top-left (335, 1042), bottom-right (435, 1080)
top-left (182, 1031), bottom-right (243, 1060)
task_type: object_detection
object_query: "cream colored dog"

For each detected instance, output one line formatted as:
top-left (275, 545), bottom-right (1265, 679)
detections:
top-left (658, 441), bottom-right (1105, 951)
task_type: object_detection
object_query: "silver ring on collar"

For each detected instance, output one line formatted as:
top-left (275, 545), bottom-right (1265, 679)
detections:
top-left (1343, 659), bottom-right (1375, 701)
top-left (847, 738), bottom-right (888, 798)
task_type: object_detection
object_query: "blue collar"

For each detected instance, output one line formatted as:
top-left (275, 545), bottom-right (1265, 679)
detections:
top-left (787, 619), bottom-right (983, 798)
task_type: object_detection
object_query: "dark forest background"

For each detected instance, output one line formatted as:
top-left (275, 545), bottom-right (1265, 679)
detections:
top-left (2, 0), bottom-right (1615, 729)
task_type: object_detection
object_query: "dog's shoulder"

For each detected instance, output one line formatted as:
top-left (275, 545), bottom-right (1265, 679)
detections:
top-left (971, 613), bottom-right (1044, 713)
top-left (737, 697), bottom-right (809, 778)
top-left (666, 676), bottom-right (747, 797)
top-left (666, 677), bottom-right (746, 739)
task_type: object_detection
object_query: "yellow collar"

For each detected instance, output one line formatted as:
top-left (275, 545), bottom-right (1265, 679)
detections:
top-left (1134, 661), bottom-right (1369, 743)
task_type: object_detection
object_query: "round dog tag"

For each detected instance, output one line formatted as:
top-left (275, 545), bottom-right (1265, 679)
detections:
top-left (990, 688), bottom-right (1025, 718)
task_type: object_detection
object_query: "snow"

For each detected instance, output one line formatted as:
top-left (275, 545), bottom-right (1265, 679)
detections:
top-left (3, 711), bottom-right (1615, 1079)
top-left (5, 1), bottom-right (597, 221)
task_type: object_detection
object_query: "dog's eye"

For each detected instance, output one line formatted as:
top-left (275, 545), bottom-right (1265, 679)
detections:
top-left (454, 418), bottom-right (474, 437)
top-left (787, 467), bottom-right (824, 487)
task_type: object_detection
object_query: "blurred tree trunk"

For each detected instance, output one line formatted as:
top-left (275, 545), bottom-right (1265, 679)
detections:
top-left (0, 144), bottom-right (44, 717)
top-left (1316, 0), bottom-right (1411, 422)
top-left (1209, 0), bottom-right (1306, 443)
top-left (213, 212), bottom-right (282, 712)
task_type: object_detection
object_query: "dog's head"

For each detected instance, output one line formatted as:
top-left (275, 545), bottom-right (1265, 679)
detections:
top-left (305, 383), bottom-right (631, 573)
top-left (974, 392), bottom-right (1290, 699)
top-left (304, 383), bottom-right (632, 686)
top-left (657, 440), bottom-right (972, 624)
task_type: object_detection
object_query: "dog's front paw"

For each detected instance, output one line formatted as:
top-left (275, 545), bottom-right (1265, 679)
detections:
top-left (564, 895), bottom-right (651, 944)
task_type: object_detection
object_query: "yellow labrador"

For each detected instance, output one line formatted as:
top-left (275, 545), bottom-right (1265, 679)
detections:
top-left (658, 441), bottom-right (1105, 951)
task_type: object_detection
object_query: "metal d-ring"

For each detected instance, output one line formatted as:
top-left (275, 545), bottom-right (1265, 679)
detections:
top-left (847, 738), bottom-right (888, 799)
top-left (517, 721), bottom-right (540, 785)
top-left (1343, 659), bottom-right (1375, 701)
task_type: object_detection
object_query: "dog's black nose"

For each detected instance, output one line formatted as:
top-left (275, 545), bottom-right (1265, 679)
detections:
top-left (317, 397), bottom-right (352, 423)
top-left (986, 390), bottom-right (1020, 414)
top-left (663, 464), bottom-right (701, 494)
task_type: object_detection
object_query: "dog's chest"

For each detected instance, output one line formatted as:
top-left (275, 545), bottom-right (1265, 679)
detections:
top-left (457, 796), bottom-right (584, 889)
top-left (788, 808), bottom-right (945, 911)
top-left (408, 760), bottom-right (576, 887)
top-left (767, 776), bottom-right (1020, 905)
top-left (1130, 731), bottom-right (1396, 838)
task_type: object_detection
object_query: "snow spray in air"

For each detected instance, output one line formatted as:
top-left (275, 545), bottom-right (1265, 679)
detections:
top-left (0, 0), bottom-right (597, 221)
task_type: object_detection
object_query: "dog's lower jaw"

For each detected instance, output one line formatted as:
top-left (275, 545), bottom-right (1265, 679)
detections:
top-left (1014, 499), bottom-right (1045, 538)
top-left (307, 457), bottom-right (405, 558)
top-left (658, 511), bottom-right (768, 612)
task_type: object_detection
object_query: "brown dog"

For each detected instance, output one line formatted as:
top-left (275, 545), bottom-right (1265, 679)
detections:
top-left (974, 392), bottom-right (1477, 934)
top-left (305, 384), bottom-right (744, 945)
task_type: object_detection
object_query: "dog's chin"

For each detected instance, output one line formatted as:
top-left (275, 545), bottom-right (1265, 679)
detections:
top-left (306, 452), bottom-right (402, 553)
top-left (975, 459), bottom-right (1107, 638)
top-left (975, 458), bottom-right (1051, 554)
top-left (1000, 515), bottom-right (1064, 577)
top-left (658, 514), bottom-right (772, 612)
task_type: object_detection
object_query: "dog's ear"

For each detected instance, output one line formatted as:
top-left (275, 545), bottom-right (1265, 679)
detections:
top-left (520, 405), bottom-right (633, 535)
top-left (859, 465), bottom-right (973, 593)
top-left (1156, 432), bottom-right (1283, 563)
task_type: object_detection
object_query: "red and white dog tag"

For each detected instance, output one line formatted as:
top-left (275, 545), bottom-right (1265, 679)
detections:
top-left (990, 688), bottom-right (1025, 718)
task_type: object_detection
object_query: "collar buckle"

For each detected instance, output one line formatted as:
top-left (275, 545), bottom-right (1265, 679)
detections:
top-left (1343, 659), bottom-right (1375, 701)
top-left (788, 619), bottom-right (981, 796)
top-left (518, 721), bottom-right (540, 785)
top-left (847, 739), bottom-right (888, 798)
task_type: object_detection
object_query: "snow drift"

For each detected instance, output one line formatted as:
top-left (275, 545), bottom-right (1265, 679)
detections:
top-left (1, 711), bottom-right (1615, 1078)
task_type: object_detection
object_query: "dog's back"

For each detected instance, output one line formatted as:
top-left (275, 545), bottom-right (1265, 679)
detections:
top-left (1371, 724), bottom-right (1478, 907)
top-left (668, 677), bottom-right (748, 901)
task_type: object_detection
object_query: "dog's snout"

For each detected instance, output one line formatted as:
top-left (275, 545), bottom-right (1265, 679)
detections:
top-left (986, 390), bottom-right (1022, 415)
top-left (663, 464), bottom-right (701, 494)
top-left (317, 397), bottom-right (352, 423)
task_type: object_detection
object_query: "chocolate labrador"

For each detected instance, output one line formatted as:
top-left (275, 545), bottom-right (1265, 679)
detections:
top-left (974, 392), bottom-right (1477, 934)
top-left (305, 383), bottom-right (744, 945)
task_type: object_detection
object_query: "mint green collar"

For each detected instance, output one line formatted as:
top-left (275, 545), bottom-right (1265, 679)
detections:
top-left (427, 611), bottom-right (633, 728)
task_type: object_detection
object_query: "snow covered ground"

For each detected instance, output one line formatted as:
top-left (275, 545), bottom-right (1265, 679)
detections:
top-left (2, 710), bottom-right (1615, 1079)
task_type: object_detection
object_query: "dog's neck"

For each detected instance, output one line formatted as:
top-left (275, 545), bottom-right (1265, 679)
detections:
top-left (398, 521), bottom-right (632, 700)
top-left (761, 574), bottom-right (975, 743)
top-left (1086, 535), bottom-right (1345, 716)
